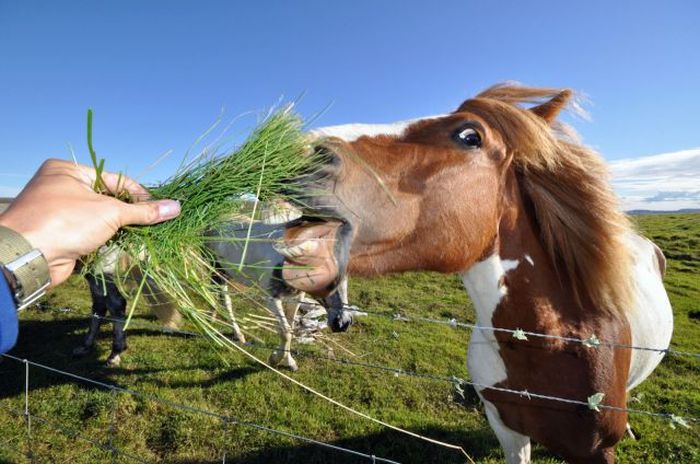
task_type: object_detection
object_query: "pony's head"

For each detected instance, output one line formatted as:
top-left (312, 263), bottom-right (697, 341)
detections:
top-left (294, 83), bottom-right (633, 315)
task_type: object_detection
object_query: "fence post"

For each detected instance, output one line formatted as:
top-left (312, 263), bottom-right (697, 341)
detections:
top-left (220, 417), bottom-right (231, 463)
top-left (108, 389), bottom-right (119, 464)
top-left (23, 359), bottom-right (34, 463)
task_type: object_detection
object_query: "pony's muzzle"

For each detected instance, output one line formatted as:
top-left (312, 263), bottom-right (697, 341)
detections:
top-left (323, 291), bottom-right (353, 333)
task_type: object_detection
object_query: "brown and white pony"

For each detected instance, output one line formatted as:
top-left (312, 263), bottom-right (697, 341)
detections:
top-left (290, 84), bottom-right (673, 463)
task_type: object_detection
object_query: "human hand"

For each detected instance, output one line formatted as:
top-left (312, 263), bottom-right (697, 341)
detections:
top-left (0, 159), bottom-right (181, 287)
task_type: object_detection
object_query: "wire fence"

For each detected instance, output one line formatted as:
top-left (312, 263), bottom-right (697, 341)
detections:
top-left (0, 352), bottom-right (403, 463)
top-left (70, 311), bottom-right (700, 428)
top-left (309, 301), bottom-right (700, 359)
top-left (3, 297), bottom-right (698, 463)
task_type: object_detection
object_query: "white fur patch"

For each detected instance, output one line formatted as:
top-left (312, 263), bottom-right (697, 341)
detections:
top-left (524, 254), bottom-right (534, 266)
top-left (311, 115), bottom-right (446, 142)
top-left (625, 234), bottom-right (674, 390)
top-left (461, 255), bottom-right (531, 463)
top-left (461, 255), bottom-right (520, 387)
top-left (483, 402), bottom-right (532, 464)
top-left (501, 259), bottom-right (520, 275)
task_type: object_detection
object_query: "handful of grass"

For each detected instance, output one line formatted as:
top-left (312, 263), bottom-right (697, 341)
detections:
top-left (84, 106), bottom-right (320, 351)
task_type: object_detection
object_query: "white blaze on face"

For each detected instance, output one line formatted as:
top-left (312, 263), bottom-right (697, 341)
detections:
top-left (311, 115), bottom-right (447, 142)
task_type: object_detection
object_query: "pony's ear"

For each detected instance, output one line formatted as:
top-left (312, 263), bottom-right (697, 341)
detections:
top-left (530, 89), bottom-right (573, 123)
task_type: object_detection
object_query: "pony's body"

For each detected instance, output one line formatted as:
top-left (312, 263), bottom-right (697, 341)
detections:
top-left (625, 234), bottom-right (672, 390)
top-left (298, 84), bottom-right (674, 463)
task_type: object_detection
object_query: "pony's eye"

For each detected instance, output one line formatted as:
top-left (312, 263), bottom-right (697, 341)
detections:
top-left (455, 127), bottom-right (482, 149)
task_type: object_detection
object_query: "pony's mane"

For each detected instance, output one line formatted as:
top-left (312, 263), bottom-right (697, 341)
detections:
top-left (459, 83), bottom-right (634, 316)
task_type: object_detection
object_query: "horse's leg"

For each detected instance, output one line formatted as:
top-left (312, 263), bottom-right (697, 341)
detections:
top-left (220, 283), bottom-right (245, 343)
top-left (105, 277), bottom-right (128, 367)
top-left (280, 295), bottom-right (301, 367)
top-left (267, 297), bottom-right (298, 371)
top-left (73, 273), bottom-right (107, 357)
top-left (283, 294), bottom-right (301, 327)
top-left (337, 277), bottom-right (349, 305)
top-left (482, 400), bottom-right (531, 464)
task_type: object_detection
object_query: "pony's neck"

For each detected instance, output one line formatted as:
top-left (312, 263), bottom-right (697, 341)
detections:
top-left (460, 172), bottom-right (569, 330)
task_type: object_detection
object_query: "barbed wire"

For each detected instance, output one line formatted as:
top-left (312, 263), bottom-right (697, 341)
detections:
top-left (65, 277), bottom-right (700, 359)
top-left (68, 311), bottom-right (700, 429)
top-left (298, 300), bottom-right (700, 359)
top-left (8, 300), bottom-right (697, 463)
top-left (0, 353), bottom-right (402, 464)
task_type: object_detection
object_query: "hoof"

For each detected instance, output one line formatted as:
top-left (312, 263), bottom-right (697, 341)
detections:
top-left (105, 353), bottom-right (121, 367)
top-left (268, 351), bottom-right (298, 371)
top-left (279, 355), bottom-right (298, 371)
top-left (232, 332), bottom-right (246, 344)
top-left (72, 345), bottom-right (92, 357)
top-left (269, 350), bottom-right (283, 365)
top-left (330, 313), bottom-right (353, 333)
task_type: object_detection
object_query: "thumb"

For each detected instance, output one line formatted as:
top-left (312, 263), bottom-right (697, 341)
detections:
top-left (118, 199), bottom-right (181, 226)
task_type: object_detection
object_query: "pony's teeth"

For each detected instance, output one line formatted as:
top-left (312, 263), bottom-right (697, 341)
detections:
top-left (261, 202), bottom-right (302, 225)
top-left (273, 239), bottom-right (318, 259)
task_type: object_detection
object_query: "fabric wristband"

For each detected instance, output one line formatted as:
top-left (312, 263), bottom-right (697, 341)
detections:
top-left (0, 225), bottom-right (50, 309)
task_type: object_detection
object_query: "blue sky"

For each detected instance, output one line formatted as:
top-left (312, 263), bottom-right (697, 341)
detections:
top-left (1, 1), bottom-right (698, 209)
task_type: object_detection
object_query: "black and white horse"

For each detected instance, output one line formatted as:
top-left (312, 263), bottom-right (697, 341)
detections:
top-left (74, 203), bottom-right (353, 370)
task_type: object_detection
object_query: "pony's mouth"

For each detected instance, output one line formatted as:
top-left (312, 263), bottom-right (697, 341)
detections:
top-left (276, 219), bottom-right (345, 297)
top-left (273, 140), bottom-right (353, 320)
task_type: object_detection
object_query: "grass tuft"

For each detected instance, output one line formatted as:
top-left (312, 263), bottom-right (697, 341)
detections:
top-left (83, 106), bottom-right (323, 353)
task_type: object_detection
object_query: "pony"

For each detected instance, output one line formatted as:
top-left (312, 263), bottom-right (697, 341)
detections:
top-left (74, 202), bottom-right (353, 371)
top-left (291, 83), bottom-right (673, 463)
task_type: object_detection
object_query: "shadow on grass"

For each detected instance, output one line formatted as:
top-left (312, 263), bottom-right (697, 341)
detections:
top-left (165, 426), bottom-right (561, 464)
top-left (170, 426), bottom-right (501, 464)
top-left (0, 317), bottom-right (258, 399)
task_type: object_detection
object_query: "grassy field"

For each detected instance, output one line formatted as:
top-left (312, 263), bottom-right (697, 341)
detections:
top-left (0, 214), bottom-right (698, 463)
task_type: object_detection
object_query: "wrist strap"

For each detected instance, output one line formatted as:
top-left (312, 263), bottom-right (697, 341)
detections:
top-left (0, 225), bottom-right (50, 310)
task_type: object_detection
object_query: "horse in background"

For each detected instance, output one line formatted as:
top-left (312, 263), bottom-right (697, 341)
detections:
top-left (292, 84), bottom-right (673, 463)
top-left (74, 202), bottom-right (353, 371)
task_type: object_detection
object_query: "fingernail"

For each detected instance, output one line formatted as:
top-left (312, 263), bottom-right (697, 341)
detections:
top-left (157, 200), bottom-right (181, 220)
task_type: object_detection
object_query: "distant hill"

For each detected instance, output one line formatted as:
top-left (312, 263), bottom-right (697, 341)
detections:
top-left (627, 208), bottom-right (700, 215)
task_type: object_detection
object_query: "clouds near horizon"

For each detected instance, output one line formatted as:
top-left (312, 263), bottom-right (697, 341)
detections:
top-left (610, 148), bottom-right (700, 211)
